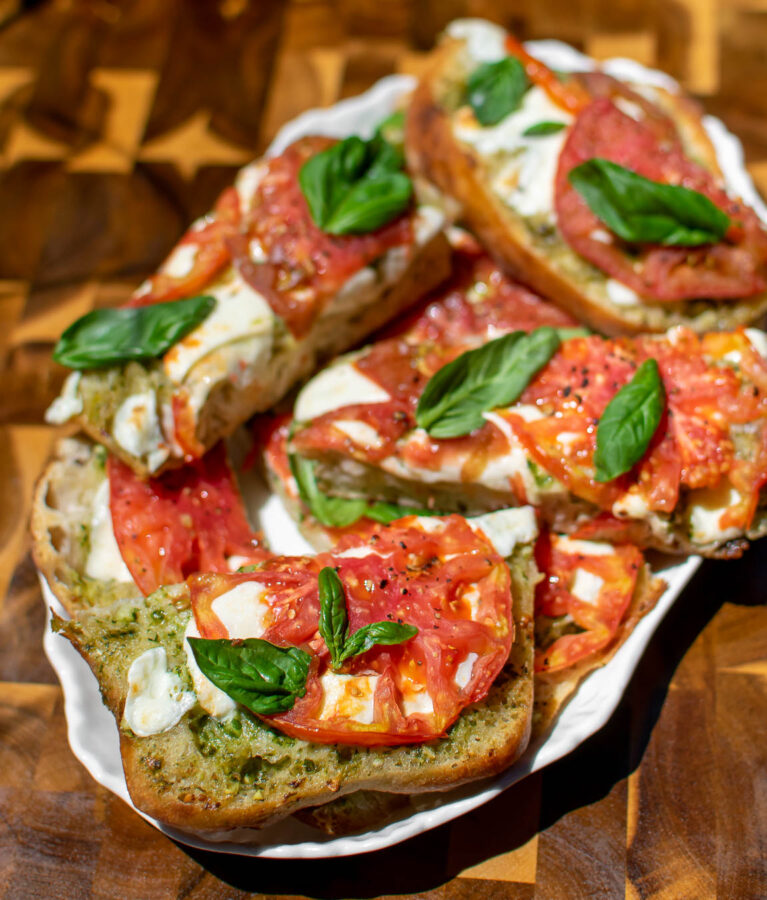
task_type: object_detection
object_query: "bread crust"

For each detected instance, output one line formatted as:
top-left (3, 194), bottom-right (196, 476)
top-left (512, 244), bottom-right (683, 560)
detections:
top-left (406, 38), bottom-right (767, 336)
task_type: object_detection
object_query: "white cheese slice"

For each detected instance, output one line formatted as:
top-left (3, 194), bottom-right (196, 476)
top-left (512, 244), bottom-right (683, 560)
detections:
top-left (163, 270), bottom-right (274, 386)
top-left (333, 419), bottom-right (385, 450)
top-left (84, 478), bottom-right (133, 583)
top-left (460, 583), bottom-right (481, 620)
top-left (554, 536), bottom-right (615, 557)
top-left (183, 619), bottom-right (237, 719)
top-left (45, 372), bottom-right (83, 424)
top-left (112, 390), bottom-right (169, 473)
top-left (570, 568), bottom-right (605, 605)
top-left (606, 278), bottom-right (641, 307)
top-left (318, 672), bottom-right (379, 724)
top-left (123, 647), bottom-right (196, 737)
top-left (688, 482), bottom-right (744, 544)
top-left (234, 160), bottom-right (267, 211)
top-left (454, 652), bottom-right (478, 689)
top-left (447, 18), bottom-right (507, 62)
top-left (469, 506), bottom-right (538, 558)
top-left (295, 361), bottom-right (391, 422)
top-left (210, 580), bottom-right (273, 639)
top-left (400, 689), bottom-right (434, 718)
top-left (745, 328), bottom-right (767, 360)
top-left (161, 242), bottom-right (199, 278)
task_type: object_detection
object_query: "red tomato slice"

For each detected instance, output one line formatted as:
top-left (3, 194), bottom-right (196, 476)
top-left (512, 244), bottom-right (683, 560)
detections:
top-left (555, 98), bottom-right (767, 300)
top-left (534, 532), bottom-right (642, 673)
top-left (504, 35), bottom-right (591, 113)
top-left (190, 515), bottom-right (514, 746)
top-left (230, 136), bottom-right (414, 338)
top-left (125, 187), bottom-right (241, 308)
top-left (109, 442), bottom-right (267, 596)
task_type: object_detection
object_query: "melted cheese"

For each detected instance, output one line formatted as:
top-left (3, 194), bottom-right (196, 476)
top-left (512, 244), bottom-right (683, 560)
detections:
top-left (454, 652), bottom-right (478, 689)
top-left (112, 390), bottom-right (169, 473)
top-left (460, 583), bottom-right (481, 620)
top-left (294, 361), bottom-right (391, 422)
top-left (318, 672), bottom-right (379, 724)
top-left (446, 18), bottom-right (507, 62)
top-left (234, 160), bottom-right (267, 211)
top-left (161, 242), bottom-right (199, 278)
top-left (333, 419), bottom-right (385, 450)
top-left (210, 580), bottom-right (273, 639)
top-left (183, 620), bottom-right (237, 719)
top-left (400, 687), bottom-right (434, 718)
top-left (454, 86), bottom-right (573, 220)
top-left (745, 328), bottom-right (767, 360)
top-left (469, 506), bottom-right (538, 558)
top-left (606, 278), bottom-right (641, 307)
top-left (688, 482), bottom-right (744, 544)
top-left (570, 568), bottom-right (605, 605)
top-left (45, 372), bottom-right (83, 424)
top-left (123, 647), bottom-right (196, 737)
top-left (163, 270), bottom-right (274, 386)
top-left (554, 536), bottom-right (615, 557)
top-left (84, 478), bottom-right (133, 583)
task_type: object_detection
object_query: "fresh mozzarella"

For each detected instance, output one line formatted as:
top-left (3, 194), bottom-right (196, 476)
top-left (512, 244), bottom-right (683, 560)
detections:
top-left (454, 87), bottom-right (573, 220)
top-left (745, 328), bottom-right (767, 360)
top-left (183, 620), bottom-right (237, 719)
top-left (333, 419), bottom-right (385, 450)
top-left (334, 545), bottom-right (393, 560)
top-left (210, 581), bottom-right (273, 639)
top-left (45, 372), bottom-right (83, 424)
top-left (295, 362), bottom-right (391, 422)
top-left (454, 652), bottom-right (478, 689)
top-left (163, 270), bottom-right (274, 386)
top-left (413, 205), bottom-right (446, 245)
top-left (234, 160), bottom-right (267, 210)
top-left (226, 555), bottom-right (252, 572)
top-left (161, 243), bottom-right (199, 278)
top-left (688, 482), bottom-right (744, 544)
top-left (112, 390), bottom-right (169, 473)
top-left (84, 478), bottom-right (133, 583)
top-left (606, 279), bottom-right (641, 307)
top-left (123, 647), bottom-right (196, 737)
top-left (447, 18), bottom-right (507, 62)
top-left (509, 404), bottom-right (545, 422)
top-left (400, 688), bottom-right (434, 717)
top-left (318, 672), bottom-right (379, 724)
top-left (570, 568), bottom-right (605, 605)
top-left (612, 492), bottom-right (651, 520)
top-left (460, 583), bottom-right (481, 620)
top-left (469, 506), bottom-right (538, 558)
top-left (554, 536), bottom-right (615, 557)
top-left (380, 451), bottom-right (463, 486)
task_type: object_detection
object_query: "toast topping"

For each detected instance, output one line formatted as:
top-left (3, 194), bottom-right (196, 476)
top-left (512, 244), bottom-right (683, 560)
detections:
top-left (123, 647), bottom-right (196, 737)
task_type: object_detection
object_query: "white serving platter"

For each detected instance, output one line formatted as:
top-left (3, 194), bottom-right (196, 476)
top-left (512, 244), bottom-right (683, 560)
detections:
top-left (41, 34), bottom-right (765, 858)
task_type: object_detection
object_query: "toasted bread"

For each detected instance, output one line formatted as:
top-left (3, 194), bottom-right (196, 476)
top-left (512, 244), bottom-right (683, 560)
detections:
top-left (405, 23), bottom-right (767, 336)
top-left (54, 540), bottom-right (536, 832)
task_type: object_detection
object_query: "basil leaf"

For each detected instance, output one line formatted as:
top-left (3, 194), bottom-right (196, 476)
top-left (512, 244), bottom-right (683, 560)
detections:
top-left (522, 121), bottom-right (567, 136)
top-left (318, 566), bottom-right (348, 669)
top-left (415, 326), bottom-right (560, 438)
top-left (289, 453), bottom-right (440, 527)
top-left (187, 637), bottom-right (310, 716)
top-left (324, 171), bottom-right (412, 235)
top-left (290, 453), bottom-right (369, 528)
top-left (299, 133), bottom-right (412, 236)
top-left (568, 158), bottom-right (730, 247)
top-left (467, 57), bottom-right (528, 126)
top-left (53, 295), bottom-right (216, 370)
top-left (374, 110), bottom-right (406, 157)
top-left (594, 358), bottom-right (665, 482)
top-left (338, 621), bottom-right (418, 664)
top-left (556, 326), bottom-right (592, 341)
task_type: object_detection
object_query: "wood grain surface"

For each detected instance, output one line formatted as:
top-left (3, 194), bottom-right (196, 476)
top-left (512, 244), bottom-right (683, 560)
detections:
top-left (1, 1), bottom-right (766, 898)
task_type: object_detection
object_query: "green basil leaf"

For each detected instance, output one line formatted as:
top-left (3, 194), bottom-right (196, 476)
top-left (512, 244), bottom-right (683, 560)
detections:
top-left (324, 171), bottom-right (412, 235)
top-left (299, 132), bottom-right (412, 236)
top-left (187, 637), bottom-right (310, 716)
top-left (374, 110), bottom-right (406, 157)
top-left (594, 358), bottom-right (665, 482)
top-left (338, 621), bottom-right (418, 664)
top-left (415, 326), bottom-right (560, 438)
top-left (290, 453), bottom-right (370, 528)
top-left (568, 158), bottom-right (730, 247)
top-left (318, 566), bottom-right (348, 669)
top-left (556, 326), bottom-right (592, 341)
top-left (289, 453), bottom-right (440, 527)
top-left (53, 295), bottom-right (216, 370)
top-left (298, 136), bottom-right (369, 230)
top-left (522, 120), bottom-right (567, 137)
top-left (467, 57), bottom-right (529, 126)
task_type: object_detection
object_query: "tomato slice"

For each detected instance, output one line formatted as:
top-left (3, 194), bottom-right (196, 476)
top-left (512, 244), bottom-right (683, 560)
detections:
top-left (190, 515), bottom-right (514, 746)
top-left (504, 35), bottom-right (591, 113)
top-left (109, 442), bottom-right (267, 596)
top-left (125, 187), bottom-right (241, 308)
top-left (555, 98), bottom-right (767, 300)
top-left (230, 136), bottom-right (414, 338)
top-left (534, 531), bottom-right (642, 673)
